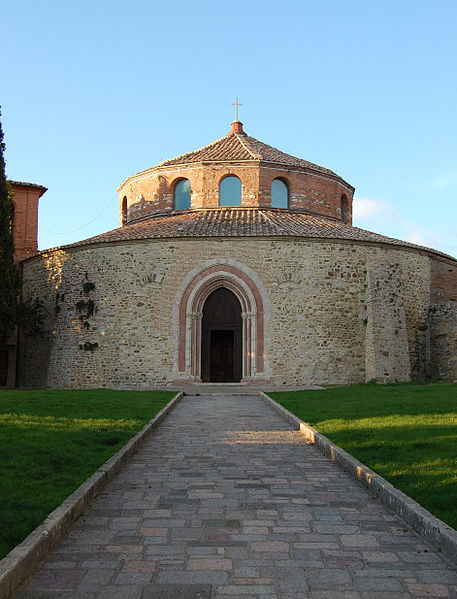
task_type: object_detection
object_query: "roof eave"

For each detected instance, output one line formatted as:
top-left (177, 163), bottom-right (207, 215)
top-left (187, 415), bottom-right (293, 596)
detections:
top-left (8, 180), bottom-right (48, 196)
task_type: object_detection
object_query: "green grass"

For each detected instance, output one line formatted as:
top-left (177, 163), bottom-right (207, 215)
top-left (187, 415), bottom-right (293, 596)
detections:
top-left (269, 383), bottom-right (457, 530)
top-left (0, 389), bottom-right (174, 559)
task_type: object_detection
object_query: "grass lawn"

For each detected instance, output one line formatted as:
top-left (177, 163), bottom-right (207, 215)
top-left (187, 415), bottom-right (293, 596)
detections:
top-left (0, 389), bottom-right (174, 559)
top-left (269, 383), bottom-right (457, 530)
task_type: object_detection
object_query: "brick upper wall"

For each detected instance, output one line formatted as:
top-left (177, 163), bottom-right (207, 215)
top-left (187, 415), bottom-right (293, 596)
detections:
top-left (9, 182), bottom-right (47, 263)
top-left (430, 255), bottom-right (457, 303)
top-left (118, 162), bottom-right (353, 225)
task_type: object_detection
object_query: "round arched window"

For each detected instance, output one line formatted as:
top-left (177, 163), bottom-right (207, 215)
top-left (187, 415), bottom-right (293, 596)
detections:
top-left (174, 179), bottom-right (191, 210)
top-left (341, 194), bottom-right (348, 222)
top-left (271, 179), bottom-right (289, 209)
top-left (121, 196), bottom-right (127, 226)
top-left (219, 176), bottom-right (241, 207)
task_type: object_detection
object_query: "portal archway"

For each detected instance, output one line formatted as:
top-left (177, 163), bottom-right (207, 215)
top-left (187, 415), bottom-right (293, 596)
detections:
top-left (173, 259), bottom-right (271, 383)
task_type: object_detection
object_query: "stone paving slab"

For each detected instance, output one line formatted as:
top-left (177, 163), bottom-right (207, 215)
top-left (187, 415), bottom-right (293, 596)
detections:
top-left (13, 394), bottom-right (457, 598)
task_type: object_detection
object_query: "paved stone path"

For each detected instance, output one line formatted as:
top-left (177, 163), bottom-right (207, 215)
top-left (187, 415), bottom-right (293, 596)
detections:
top-left (16, 394), bottom-right (457, 598)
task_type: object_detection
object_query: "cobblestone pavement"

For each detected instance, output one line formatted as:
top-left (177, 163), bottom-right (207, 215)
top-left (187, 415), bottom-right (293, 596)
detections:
top-left (15, 394), bottom-right (457, 598)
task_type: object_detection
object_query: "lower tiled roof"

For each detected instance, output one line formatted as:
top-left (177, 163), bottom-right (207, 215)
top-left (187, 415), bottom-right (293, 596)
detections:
top-left (36, 208), bottom-right (450, 259)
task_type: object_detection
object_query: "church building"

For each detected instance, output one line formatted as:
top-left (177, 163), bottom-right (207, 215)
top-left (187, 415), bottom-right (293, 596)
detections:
top-left (13, 120), bottom-right (457, 388)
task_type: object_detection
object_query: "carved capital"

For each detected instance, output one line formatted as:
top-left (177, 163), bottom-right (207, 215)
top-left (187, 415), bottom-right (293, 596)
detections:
top-left (241, 311), bottom-right (256, 320)
top-left (188, 312), bottom-right (203, 320)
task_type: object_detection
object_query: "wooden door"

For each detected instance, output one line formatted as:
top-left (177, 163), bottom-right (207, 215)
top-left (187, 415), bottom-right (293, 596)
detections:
top-left (201, 288), bottom-right (242, 382)
top-left (210, 330), bottom-right (234, 382)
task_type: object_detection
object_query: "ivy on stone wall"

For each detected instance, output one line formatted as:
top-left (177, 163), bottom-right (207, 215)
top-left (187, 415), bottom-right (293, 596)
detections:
top-left (76, 299), bottom-right (95, 320)
top-left (76, 278), bottom-right (98, 350)
top-left (79, 341), bottom-right (98, 352)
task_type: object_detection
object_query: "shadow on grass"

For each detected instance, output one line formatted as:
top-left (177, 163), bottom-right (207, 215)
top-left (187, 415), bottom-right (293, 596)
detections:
top-left (270, 383), bottom-right (457, 530)
top-left (0, 389), bottom-right (174, 558)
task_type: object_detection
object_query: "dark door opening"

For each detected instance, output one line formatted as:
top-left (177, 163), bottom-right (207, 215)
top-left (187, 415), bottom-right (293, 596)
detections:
top-left (201, 288), bottom-right (242, 382)
top-left (0, 350), bottom-right (9, 387)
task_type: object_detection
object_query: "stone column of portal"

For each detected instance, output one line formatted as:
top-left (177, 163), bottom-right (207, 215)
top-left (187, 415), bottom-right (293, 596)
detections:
top-left (242, 312), bottom-right (255, 379)
top-left (188, 312), bottom-right (202, 379)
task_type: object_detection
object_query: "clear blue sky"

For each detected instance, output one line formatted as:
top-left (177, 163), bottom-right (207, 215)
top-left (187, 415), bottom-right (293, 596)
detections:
top-left (2, 0), bottom-right (457, 257)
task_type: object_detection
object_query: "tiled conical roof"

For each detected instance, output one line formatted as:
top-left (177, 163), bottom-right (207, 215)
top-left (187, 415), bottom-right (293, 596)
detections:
top-left (33, 208), bottom-right (452, 261)
top-left (158, 122), bottom-right (337, 177)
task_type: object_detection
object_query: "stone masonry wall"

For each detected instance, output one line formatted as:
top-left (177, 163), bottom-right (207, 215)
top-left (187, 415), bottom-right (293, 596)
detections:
top-left (364, 256), bottom-right (411, 382)
top-left (20, 238), bottom-right (433, 388)
top-left (428, 302), bottom-right (457, 381)
top-left (363, 248), bottom-right (431, 381)
top-left (428, 256), bottom-right (457, 380)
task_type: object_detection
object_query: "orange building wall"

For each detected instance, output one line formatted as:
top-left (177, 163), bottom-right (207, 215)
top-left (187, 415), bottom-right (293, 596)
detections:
top-left (10, 182), bottom-right (47, 263)
top-left (430, 256), bottom-right (457, 303)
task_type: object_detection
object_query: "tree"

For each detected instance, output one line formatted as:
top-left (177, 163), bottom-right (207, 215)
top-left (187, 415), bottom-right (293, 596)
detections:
top-left (0, 110), bottom-right (20, 345)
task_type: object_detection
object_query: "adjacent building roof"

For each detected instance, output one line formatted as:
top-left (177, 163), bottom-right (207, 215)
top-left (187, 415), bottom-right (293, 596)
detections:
top-left (40, 208), bottom-right (444, 257)
top-left (9, 180), bottom-right (48, 193)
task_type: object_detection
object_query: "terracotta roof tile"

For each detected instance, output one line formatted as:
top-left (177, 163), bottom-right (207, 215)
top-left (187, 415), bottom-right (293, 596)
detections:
top-left (35, 208), bottom-right (451, 260)
top-left (158, 132), bottom-right (337, 177)
top-left (9, 180), bottom-right (48, 192)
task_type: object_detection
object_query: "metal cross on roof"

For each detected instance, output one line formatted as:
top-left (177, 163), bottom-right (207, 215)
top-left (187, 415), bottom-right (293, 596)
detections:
top-left (231, 97), bottom-right (243, 121)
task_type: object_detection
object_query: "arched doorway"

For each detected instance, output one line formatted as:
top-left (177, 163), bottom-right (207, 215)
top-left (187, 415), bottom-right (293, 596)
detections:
top-left (173, 258), bottom-right (271, 384)
top-left (201, 288), bottom-right (242, 382)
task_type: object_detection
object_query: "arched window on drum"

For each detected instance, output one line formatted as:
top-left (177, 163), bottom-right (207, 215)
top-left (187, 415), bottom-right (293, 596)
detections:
top-left (174, 179), bottom-right (191, 210)
top-left (341, 194), bottom-right (349, 223)
top-left (121, 196), bottom-right (127, 226)
top-left (271, 178), bottom-right (289, 209)
top-left (219, 175), bottom-right (242, 206)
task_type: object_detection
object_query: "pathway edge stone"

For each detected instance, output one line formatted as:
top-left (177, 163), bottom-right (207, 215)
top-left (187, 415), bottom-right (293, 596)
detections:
top-left (0, 391), bottom-right (184, 599)
top-left (260, 390), bottom-right (457, 565)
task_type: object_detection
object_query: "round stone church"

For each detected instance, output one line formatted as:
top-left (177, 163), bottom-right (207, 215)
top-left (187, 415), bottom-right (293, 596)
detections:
top-left (19, 120), bottom-right (457, 388)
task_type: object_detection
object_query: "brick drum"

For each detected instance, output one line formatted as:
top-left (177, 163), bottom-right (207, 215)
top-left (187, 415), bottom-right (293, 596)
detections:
top-left (15, 395), bottom-right (457, 598)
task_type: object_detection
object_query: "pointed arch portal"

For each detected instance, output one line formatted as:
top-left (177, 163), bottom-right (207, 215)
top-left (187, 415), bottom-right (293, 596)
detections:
top-left (173, 259), bottom-right (270, 383)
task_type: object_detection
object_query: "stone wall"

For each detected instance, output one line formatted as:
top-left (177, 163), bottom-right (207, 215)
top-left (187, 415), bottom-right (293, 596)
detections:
top-left (20, 237), bottom-right (436, 388)
top-left (365, 257), bottom-right (411, 382)
top-left (428, 302), bottom-right (457, 381)
top-left (427, 255), bottom-right (457, 381)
